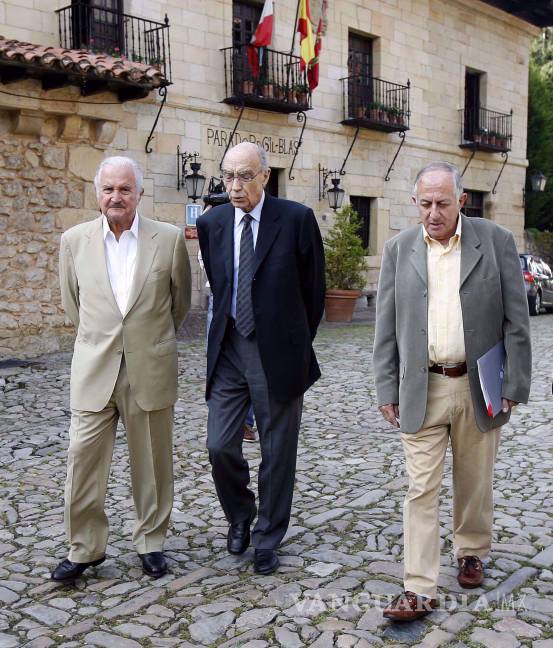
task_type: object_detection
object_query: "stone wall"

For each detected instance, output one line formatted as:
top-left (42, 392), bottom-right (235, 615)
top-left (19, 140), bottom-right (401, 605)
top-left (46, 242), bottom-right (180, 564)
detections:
top-left (0, 0), bottom-right (541, 358)
top-left (0, 136), bottom-right (94, 358)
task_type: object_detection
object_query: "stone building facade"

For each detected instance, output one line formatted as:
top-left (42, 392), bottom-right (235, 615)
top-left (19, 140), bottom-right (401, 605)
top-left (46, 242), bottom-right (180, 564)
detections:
top-left (0, 0), bottom-right (544, 358)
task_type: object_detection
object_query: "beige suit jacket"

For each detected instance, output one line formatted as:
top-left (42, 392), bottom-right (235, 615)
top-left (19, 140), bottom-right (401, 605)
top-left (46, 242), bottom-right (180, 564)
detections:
top-left (59, 215), bottom-right (191, 412)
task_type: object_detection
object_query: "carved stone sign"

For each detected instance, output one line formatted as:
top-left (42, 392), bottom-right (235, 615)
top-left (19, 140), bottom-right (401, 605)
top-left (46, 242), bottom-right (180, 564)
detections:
top-left (206, 128), bottom-right (299, 156)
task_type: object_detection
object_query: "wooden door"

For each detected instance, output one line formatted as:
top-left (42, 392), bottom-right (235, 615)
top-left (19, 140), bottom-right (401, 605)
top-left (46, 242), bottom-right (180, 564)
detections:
top-left (348, 33), bottom-right (373, 118)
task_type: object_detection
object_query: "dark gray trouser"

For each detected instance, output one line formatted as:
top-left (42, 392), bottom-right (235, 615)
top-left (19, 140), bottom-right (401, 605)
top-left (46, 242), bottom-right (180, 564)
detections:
top-left (206, 324), bottom-right (302, 550)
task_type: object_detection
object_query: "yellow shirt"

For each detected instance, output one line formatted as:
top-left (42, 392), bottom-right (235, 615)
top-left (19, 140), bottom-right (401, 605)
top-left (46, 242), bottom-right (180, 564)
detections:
top-left (423, 216), bottom-right (466, 365)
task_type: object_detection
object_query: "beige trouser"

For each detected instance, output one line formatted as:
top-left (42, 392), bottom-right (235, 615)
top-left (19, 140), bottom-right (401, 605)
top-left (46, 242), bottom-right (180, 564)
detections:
top-left (401, 372), bottom-right (500, 598)
top-left (65, 358), bottom-right (174, 562)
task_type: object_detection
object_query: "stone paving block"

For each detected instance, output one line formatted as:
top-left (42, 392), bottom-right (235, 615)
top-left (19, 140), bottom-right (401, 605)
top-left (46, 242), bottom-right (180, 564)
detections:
top-left (470, 628), bottom-right (520, 648)
top-left (1, 319), bottom-right (552, 647)
top-left (85, 631), bottom-right (142, 648)
top-left (188, 610), bottom-right (236, 644)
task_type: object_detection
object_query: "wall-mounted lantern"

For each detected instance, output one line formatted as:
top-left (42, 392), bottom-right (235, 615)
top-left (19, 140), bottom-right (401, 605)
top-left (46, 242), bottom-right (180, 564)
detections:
top-left (176, 148), bottom-right (206, 203)
top-left (319, 165), bottom-right (345, 211)
top-left (523, 170), bottom-right (547, 206)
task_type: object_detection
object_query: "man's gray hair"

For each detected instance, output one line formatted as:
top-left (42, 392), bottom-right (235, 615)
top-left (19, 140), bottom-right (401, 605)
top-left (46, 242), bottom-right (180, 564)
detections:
top-left (222, 142), bottom-right (269, 171)
top-left (413, 161), bottom-right (463, 200)
top-left (94, 156), bottom-right (144, 195)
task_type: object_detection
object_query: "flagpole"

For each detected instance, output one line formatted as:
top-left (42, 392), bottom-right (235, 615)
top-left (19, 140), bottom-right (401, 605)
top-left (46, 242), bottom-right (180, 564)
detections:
top-left (289, 0), bottom-right (301, 57)
top-left (287, 0), bottom-right (302, 91)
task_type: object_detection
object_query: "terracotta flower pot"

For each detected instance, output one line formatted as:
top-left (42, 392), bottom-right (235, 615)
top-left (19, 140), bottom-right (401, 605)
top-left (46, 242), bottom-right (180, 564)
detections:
top-left (324, 289), bottom-right (362, 322)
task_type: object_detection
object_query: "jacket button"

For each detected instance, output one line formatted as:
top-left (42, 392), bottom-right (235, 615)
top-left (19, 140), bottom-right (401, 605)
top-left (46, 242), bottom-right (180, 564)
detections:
top-left (421, 329), bottom-right (425, 334)
top-left (423, 291), bottom-right (427, 297)
top-left (420, 367), bottom-right (427, 373)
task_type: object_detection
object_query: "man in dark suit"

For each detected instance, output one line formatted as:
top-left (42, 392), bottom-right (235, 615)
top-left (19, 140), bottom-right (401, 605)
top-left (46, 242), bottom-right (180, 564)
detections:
top-left (197, 142), bottom-right (325, 575)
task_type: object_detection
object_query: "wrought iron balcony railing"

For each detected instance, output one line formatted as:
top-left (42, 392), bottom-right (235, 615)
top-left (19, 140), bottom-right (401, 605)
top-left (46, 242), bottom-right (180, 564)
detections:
top-left (459, 106), bottom-right (512, 152)
top-left (56, 3), bottom-right (171, 83)
top-left (221, 45), bottom-right (312, 113)
top-left (341, 75), bottom-right (410, 132)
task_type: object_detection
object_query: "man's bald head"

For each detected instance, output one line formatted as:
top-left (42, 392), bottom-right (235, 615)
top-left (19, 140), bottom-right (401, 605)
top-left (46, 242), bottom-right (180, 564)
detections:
top-left (221, 142), bottom-right (271, 212)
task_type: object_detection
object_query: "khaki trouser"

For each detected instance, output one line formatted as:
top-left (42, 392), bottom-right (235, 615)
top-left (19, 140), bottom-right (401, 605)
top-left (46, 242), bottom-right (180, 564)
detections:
top-left (401, 372), bottom-right (500, 598)
top-left (64, 358), bottom-right (174, 562)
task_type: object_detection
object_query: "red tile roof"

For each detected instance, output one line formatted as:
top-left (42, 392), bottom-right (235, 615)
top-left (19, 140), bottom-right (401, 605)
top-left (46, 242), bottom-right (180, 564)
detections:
top-left (0, 36), bottom-right (166, 88)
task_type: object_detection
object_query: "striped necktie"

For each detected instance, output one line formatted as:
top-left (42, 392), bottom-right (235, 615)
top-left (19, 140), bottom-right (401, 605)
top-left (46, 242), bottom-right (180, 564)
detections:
top-left (235, 213), bottom-right (255, 337)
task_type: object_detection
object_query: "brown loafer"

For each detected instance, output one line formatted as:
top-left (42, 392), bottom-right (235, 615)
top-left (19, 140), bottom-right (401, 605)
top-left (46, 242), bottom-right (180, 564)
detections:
top-left (383, 591), bottom-right (438, 621)
top-left (457, 555), bottom-right (484, 588)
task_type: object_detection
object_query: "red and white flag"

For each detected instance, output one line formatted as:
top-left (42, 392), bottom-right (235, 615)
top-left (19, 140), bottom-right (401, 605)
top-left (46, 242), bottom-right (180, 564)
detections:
top-left (248, 0), bottom-right (274, 77)
top-left (308, 0), bottom-right (328, 90)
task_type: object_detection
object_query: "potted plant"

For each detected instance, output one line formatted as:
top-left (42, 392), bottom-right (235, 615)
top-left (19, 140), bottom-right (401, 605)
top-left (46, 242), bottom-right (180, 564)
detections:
top-left (324, 204), bottom-right (367, 322)
top-left (261, 79), bottom-right (274, 98)
top-left (355, 103), bottom-right (366, 118)
top-left (242, 78), bottom-right (255, 95)
top-left (378, 103), bottom-right (389, 123)
top-left (367, 101), bottom-right (379, 120)
top-left (274, 84), bottom-right (285, 101)
top-left (294, 82), bottom-right (309, 105)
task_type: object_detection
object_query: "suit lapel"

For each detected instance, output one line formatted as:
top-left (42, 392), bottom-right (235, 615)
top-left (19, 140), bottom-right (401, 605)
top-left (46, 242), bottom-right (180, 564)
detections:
top-left (460, 215), bottom-right (482, 287)
top-left (87, 215), bottom-right (121, 316)
top-left (214, 204), bottom-right (234, 283)
top-left (254, 195), bottom-right (281, 274)
top-left (124, 216), bottom-right (157, 317)
top-left (409, 227), bottom-right (428, 286)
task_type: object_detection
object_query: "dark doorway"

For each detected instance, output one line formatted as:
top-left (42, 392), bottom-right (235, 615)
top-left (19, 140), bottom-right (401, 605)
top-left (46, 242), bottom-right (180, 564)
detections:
top-left (347, 33), bottom-right (374, 119)
top-left (232, 1), bottom-right (262, 46)
top-left (464, 70), bottom-right (482, 140)
top-left (71, 0), bottom-right (124, 53)
top-left (266, 168), bottom-right (280, 198)
top-left (350, 196), bottom-right (372, 250)
top-left (464, 190), bottom-right (485, 218)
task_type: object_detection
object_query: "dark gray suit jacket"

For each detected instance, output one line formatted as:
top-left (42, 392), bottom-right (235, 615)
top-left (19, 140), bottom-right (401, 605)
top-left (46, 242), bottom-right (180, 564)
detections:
top-left (373, 215), bottom-right (531, 433)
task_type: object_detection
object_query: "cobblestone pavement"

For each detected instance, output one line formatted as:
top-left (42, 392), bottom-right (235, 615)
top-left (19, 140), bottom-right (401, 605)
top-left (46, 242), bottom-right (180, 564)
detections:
top-left (1, 314), bottom-right (552, 648)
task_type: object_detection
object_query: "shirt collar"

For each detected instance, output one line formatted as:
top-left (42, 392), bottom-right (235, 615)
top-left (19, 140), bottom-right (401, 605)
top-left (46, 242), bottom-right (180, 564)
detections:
top-left (234, 191), bottom-right (265, 227)
top-left (422, 212), bottom-right (462, 248)
top-left (102, 212), bottom-right (140, 240)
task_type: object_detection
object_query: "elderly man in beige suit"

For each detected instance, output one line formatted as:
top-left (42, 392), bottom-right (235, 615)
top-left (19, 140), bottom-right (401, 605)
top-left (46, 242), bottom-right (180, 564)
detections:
top-left (52, 156), bottom-right (191, 582)
top-left (374, 161), bottom-right (531, 621)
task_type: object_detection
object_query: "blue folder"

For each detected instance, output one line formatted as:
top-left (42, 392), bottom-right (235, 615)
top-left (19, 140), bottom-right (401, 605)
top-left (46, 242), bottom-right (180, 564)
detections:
top-left (477, 340), bottom-right (506, 418)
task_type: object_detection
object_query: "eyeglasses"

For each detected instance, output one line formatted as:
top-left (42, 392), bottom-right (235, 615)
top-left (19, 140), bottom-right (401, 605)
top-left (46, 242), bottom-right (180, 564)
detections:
top-left (221, 169), bottom-right (262, 184)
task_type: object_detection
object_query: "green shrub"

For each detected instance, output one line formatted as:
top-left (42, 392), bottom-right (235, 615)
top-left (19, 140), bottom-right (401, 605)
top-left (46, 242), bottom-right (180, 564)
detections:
top-left (324, 203), bottom-right (367, 290)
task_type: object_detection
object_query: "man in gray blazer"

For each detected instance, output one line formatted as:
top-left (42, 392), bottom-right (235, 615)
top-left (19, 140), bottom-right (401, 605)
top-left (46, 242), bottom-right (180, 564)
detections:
top-left (52, 156), bottom-right (191, 583)
top-left (373, 161), bottom-right (531, 621)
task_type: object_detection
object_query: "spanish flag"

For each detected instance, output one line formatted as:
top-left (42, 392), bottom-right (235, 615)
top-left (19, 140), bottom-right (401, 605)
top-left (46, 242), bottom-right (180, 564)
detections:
top-left (297, 0), bottom-right (315, 73)
top-left (308, 0), bottom-right (328, 90)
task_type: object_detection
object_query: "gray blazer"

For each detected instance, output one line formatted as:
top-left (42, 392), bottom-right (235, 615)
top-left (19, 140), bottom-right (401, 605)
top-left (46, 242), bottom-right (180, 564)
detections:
top-left (373, 215), bottom-right (531, 433)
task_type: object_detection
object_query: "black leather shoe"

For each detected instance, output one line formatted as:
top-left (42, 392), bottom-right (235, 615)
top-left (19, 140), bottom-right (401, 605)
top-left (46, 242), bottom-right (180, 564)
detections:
top-left (227, 508), bottom-right (257, 555)
top-left (254, 549), bottom-right (279, 575)
top-left (51, 557), bottom-right (105, 582)
top-left (138, 552), bottom-right (167, 578)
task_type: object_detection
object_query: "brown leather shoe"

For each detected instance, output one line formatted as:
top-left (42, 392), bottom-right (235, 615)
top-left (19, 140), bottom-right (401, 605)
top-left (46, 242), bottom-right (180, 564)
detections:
top-left (383, 591), bottom-right (438, 621)
top-left (243, 423), bottom-right (257, 443)
top-left (457, 555), bottom-right (484, 588)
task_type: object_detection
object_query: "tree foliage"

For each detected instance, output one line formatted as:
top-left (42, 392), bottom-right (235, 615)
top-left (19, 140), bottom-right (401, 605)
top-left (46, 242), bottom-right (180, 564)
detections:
top-left (527, 31), bottom-right (553, 230)
top-left (324, 204), bottom-right (367, 290)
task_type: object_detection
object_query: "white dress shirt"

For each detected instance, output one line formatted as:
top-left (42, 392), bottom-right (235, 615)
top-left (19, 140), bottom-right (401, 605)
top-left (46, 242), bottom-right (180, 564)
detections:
top-left (103, 213), bottom-right (139, 316)
top-left (231, 191), bottom-right (265, 319)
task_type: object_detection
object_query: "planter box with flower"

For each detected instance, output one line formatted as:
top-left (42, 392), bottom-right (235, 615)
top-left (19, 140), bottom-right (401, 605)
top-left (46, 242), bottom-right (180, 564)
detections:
top-left (324, 204), bottom-right (367, 322)
top-left (293, 82), bottom-right (309, 106)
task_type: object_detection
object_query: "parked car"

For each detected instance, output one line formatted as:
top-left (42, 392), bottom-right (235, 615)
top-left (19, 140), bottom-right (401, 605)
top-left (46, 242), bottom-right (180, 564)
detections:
top-left (519, 253), bottom-right (553, 316)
